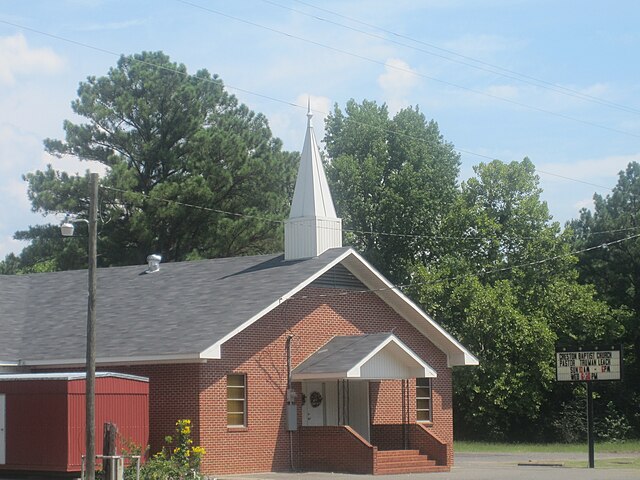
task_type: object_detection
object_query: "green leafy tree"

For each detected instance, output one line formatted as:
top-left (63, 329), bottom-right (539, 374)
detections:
top-left (568, 161), bottom-right (640, 435)
top-left (2, 51), bottom-right (297, 272)
top-left (410, 158), bottom-right (622, 439)
top-left (324, 100), bottom-right (460, 284)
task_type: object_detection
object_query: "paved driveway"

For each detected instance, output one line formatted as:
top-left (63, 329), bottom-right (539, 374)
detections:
top-left (216, 451), bottom-right (640, 480)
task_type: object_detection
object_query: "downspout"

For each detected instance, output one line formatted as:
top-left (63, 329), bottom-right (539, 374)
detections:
top-left (286, 334), bottom-right (295, 471)
top-left (402, 379), bottom-right (408, 450)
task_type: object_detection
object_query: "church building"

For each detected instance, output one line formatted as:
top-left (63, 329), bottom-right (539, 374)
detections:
top-left (0, 108), bottom-right (477, 475)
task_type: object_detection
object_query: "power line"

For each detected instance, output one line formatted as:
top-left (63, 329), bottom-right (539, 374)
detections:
top-left (99, 184), bottom-right (640, 301)
top-left (287, 232), bottom-right (640, 301)
top-left (0, 18), bottom-right (617, 192)
top-left (175, 0), bottom-right (640, 140)
top-left (288, 0), bottom-right (640, 116)
top-left (263, 0), bottom-right (640, 116)
top-left (100, 185), bottom-right (640, 243)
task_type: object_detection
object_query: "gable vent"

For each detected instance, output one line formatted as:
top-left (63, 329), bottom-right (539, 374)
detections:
top-left (311, 264), bottom-right (366, 290)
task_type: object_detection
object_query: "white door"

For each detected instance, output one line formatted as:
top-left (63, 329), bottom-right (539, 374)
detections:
top-left (0, 394), bottom-right (5, 464)
top-left (302, 382), bottom-right (325, 426)
top-left (347, 381), bottom-right (370, 442)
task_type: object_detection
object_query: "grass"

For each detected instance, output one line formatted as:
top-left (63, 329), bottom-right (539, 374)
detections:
top-left (563, 457), bottom-right (640, 469)
top-left (455, 439), bottom-right (640, 454)
top-left (456, 440), bottom-right (640, 469)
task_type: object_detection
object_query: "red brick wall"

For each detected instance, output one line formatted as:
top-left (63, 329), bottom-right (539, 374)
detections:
top-left (90, 285), bottom-right (454, 476)
top-left (298, 426), bottom-right (375, 474)
top-left (409, 423), bottom-right (451, 466)
top-left (115, 364), bottom-right (201, 456)
top-left (193, 286), bottom-right (454, 475)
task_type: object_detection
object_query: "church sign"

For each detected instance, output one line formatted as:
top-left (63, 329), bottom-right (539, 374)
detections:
top-left (555, 345), bottom-right (623, 469)
top-left (556, 346), bottom-right (622, 382)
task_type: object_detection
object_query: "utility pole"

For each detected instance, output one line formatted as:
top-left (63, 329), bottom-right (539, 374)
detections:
top-left (86, 172), bottom-right (98, 480)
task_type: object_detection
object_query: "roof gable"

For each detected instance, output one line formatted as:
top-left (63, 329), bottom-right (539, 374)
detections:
top-left (291, 333), bottom-right (437, 380)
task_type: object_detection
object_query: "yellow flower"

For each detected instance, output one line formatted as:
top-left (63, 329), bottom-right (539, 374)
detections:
top-left (181, 425), bottom-right (191, 435)
top-left (192, 446), bottom-right (206, 456)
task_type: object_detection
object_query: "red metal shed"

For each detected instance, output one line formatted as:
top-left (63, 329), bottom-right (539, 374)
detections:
top-left (0, 372), bottom-right (148, 473)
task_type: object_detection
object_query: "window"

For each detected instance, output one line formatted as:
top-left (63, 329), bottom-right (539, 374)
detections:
top-left (416, 378), bottom-right (432, 422)
top-left (227, 374), bottom-right (246, 427)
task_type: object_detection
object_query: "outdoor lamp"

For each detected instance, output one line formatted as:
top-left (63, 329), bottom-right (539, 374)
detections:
top-left (60, 215), bottom-right (89, 237)
top-left (60, 221), bottom-right (75, 237)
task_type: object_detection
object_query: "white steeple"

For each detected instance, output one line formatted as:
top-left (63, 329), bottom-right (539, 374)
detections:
top-left (285, 103), bottom-right (342, 260)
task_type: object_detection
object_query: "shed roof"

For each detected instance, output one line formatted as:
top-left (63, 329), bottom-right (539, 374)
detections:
top-left (0, 372), bottom-right (148, 382)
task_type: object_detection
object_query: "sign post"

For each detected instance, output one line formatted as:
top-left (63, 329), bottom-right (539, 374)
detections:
top-left (555, 345), bottom-right (622, 469)
top-left (587, 382), bottom-right (594, 468)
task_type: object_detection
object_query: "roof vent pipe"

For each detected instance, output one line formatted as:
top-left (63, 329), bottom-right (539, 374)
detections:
top-left (146, 254), bottom-right (162, 273)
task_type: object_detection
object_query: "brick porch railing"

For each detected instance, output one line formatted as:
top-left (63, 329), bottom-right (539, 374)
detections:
top-left (299, 425), bottom-right (450, 474)
top-left (299, 426), bottom-right (376, 474)
top-left (371, 423), bottom-right (451, 467)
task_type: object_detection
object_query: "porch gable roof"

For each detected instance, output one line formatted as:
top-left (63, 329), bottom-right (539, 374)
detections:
top-left (291, 333), bottom-right (437, 380)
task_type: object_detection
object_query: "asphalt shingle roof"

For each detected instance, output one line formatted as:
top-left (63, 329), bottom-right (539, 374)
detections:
top-left (0, 247), bottom-right (350, 364)
top-left (292, 334), bottom-right (394, 376)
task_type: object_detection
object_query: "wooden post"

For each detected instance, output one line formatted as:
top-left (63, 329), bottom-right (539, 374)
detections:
top-left (103, 423), bottom-right (117, 480)
top-left (86, 172), bottom-right (98, 480)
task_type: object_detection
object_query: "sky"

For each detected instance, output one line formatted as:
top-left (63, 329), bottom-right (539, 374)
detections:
top-left (1, 0), bottom-right (639, 259)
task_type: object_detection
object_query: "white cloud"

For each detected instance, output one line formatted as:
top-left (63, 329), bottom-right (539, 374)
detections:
top-left (49, 152), bottom-right (107, 177)
top-left (296, 94), bottom-right (331, 124)
top-left (538, 153), bottom-right (640, 185)
top-left (0, 34), bottom-right (65, 86)
top-left (268, 94), bottom-right (332, 150)
top-left (574, 198), bottom-right (595, 211)
top-left (378, 58), bottom-right (419, 114)
top-left (0, 234), bottom-right (29, 260)
top-left (0, 125), bottom-right (35, 174)
top-left (378, 58), bottom-right (419, 92)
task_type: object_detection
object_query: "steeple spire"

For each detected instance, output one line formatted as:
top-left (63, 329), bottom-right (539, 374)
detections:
top-left (285, 106), bottom-right (342, 260)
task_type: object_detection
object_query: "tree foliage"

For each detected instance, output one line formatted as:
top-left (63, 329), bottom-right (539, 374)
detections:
top-left (321, 104), bottom-right (629, 439)
top-left (3, 51), bottom-right (297, 272)
top-left (569, 161), bottom-right (640, 434)
top-left (324, 100), bottom-right (460, 284)
top-left (408, 158), bottom-right (623, 439)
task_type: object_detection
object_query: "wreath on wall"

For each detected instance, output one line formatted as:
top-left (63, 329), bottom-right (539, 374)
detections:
top-left (310, 391), bottom-right (323, 408)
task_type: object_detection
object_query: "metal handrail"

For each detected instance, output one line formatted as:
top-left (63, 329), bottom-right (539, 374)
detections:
top-left (81, 454), bottom-right (141, 480)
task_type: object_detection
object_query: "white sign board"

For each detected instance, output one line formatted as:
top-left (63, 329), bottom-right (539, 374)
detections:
top-left (556, 349), bottom-right (622, 382)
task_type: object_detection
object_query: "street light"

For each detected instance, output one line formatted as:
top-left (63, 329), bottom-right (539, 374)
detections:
top-left (61, 217), bottom-right (88, 237)
top-left (61, 172), bottom-right (98, 480)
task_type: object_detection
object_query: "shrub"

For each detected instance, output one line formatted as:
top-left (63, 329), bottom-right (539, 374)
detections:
top-left (596, 402), bottom-right (632, 442)
top-left (140, 419), bottom-right (206, 480)
top-left (551, 398), bottom-right (587, 443)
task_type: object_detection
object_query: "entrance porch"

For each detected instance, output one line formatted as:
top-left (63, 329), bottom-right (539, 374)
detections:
top-left (291, 334), bottom-right (450, 475)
